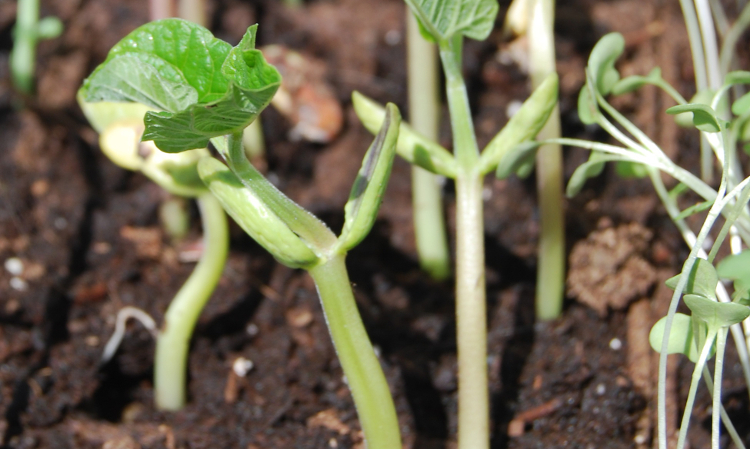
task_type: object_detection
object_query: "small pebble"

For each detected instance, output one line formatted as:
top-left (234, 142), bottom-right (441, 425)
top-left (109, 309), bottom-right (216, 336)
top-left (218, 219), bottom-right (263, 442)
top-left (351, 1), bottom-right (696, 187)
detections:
top-left (4, 257), bottom-right (23, 276)
top-left (506, 100), bottom-right (523, 118)
top-left (232, 357), bottom-right (254, 377)
top-left (609, 338), bottom-right (622, 350)
top-left (246, 323), bottom-right (259, 337)
top-left (10, 277), bottom-right (28, 291)
top-left (384, 29), bottom-right (401, 46)
top-left (595, 383), bottom-right (606, 395)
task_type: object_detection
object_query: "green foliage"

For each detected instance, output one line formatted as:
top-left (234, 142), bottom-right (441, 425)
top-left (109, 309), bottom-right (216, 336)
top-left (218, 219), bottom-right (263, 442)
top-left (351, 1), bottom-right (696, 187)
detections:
top-left (611, 67), bottom-right (663, 95)
top-left (666, 103), bottom-right (723, 133)
top-left (684, 294), bottom-right (750, 328)
top-left (338, 105), bottom-right (402, 252)
top-left (80, 19), bottom-right (281, 153)
top-left (565, 153), bottom-right (620, 197)
top-left (586, 32), bottom-right (624, 96)
top-left (665, 258), bottom-right (719, 300)
top-left (480, 73), bottom-right (559, 175)
top-left (649, 313), bottom-right (703, 362)
top-left (404, 0), bottom-right (499, 42)
top-left (352, 91), bottom-right (457, 178)
top-left (717, 251), bottom-right (750, 304)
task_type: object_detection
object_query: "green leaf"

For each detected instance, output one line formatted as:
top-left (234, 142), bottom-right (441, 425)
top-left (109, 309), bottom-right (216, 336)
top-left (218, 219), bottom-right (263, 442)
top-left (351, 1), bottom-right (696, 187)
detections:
top-left (403, 0), bottom-right (499, 42)
top-left (614, 160), bottom-right (648, 178)
top-left (337, 104), bottom-right (401, 253)
top-left (576, 82), bottom-right (599, 125)
top-left (673, 200), bottom-right (713, 221)
top-left (717, 251), bottom-right (750, 281)
top-left (732, 91), bottom-right (750, 116)
top-left (80, 19), bottom-right (281, 153)
top-left (565, 152), bottom-right (619, 198)
top-left (649, 313), bottom-right (703, 362)
top-left (666, 103), bottom-right (723, 133)
top-left (673, 89), bottom-right (714, 128)
top-left (684, 294), bottom-right (750, 328)
top-left (724, 70), bottom-right (750, 86)
top-left (587, 33), bottom-right (625, 95)
top-left (198, 157), bottom-right (319, 269)
top-left (494, 141), bottom-right (540, 179)
top-left (479, 73), bottom-right (559, 175)
top-left (611, 67), bottom-right (663, 95)
top-left (352, 91), bottom-right (457, 178)
top-left (665, 258), bottom-right (719, 299)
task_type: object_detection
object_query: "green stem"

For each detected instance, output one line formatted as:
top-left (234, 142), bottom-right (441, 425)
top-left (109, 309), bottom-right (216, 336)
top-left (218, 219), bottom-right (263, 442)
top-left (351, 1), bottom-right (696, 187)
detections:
top-left (407, 12), bottom-right (450, 280)
top-left (529, 0), bottom-right (564, 320)
top-left (439, 36), bottom-right (488, 449)
top-left (308, 254), bottom-right (401, 449)
top-left (154, 193), bottom-right (229, 410)
top-left (10, 0), bottom-right (39, 93)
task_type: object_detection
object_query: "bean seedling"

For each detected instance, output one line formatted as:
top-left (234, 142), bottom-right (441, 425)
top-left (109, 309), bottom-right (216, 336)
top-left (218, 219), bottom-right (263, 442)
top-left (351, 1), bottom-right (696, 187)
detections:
top-left (10, 0), bottom-right (62, 94)
top-left (79, 19), bottom-right (403, 448)
top-left (353, 0), bottom-right (559, 446)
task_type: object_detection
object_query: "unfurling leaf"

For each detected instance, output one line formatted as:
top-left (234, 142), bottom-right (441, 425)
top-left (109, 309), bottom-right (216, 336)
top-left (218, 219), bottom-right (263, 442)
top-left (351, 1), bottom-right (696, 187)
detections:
top-left (337, 104), bottom-right (401, 253)
top-left (80, 19), bottom-right (281, 153)
top-left (586, 32), bottom-right (624, 95)
top-left (565, 153), bottom-right (621, 198)
top-left (404, 0), bottom-right (499, 43)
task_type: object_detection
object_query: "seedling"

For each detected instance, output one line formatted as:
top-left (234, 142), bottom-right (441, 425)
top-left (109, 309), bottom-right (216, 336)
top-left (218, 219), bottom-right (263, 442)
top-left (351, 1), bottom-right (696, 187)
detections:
top-left (406, 11), bottom-right (450, 280)
top-left (79, 19), bottom-right (402, 448)
top-left (10, 0), bottom-right (62, 94)
top-left (353, 1), bottom-right (559, 446)
top-left (78, 92), bottom-right (229, 412)
top-left (519, 25), bottom-right (750, 449)
top-left (504, 0), bottom-right (565, 320)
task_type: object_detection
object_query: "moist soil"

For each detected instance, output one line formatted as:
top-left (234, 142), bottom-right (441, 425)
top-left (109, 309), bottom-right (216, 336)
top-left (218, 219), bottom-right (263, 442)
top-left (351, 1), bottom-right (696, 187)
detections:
top-left (1, 0), bottom-right (749, 448)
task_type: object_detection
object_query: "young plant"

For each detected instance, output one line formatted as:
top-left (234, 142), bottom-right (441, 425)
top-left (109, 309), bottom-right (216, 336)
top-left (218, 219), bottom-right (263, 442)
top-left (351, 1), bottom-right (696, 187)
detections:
top-left (10, 0), bottom-right (62, 94)
top-left (353, 1), bottom-right (559, 445)
top-left (514, 30), bottom-right (750, 449)
top-left (78, 93), bottom-right (229, 412)
top-left (79, 19), bottom-right (402, 448)
top-left (406, 11), bottom-right (451, 280)
top-left (504, 0), bottom-right (565, 320)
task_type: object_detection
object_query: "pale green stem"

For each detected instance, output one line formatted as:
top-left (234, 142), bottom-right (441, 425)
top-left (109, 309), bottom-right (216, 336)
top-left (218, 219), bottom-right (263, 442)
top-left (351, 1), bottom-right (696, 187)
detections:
top-left (529, 0), bottom-right (564, 320)
top-left (719, 2), bottom-right (750, 75)
top-left (308, 254), bottom-right (401, 449)
top-left (178, 0), bottom-right (206, 26)
top-left (407, 11), bottom-right (450, 280)
top-left (243, 118), bottom-right (266, 161)
top-left (439, 35), bottom-right (488, 449)
top-left (675, 327), bottom-right (718, 449)
top-left (711, 327), bottom-right (728, 449)
top-left (10, 0), bottom-right (39, 93)
top-left (154, 193), bottom-right (229, 410)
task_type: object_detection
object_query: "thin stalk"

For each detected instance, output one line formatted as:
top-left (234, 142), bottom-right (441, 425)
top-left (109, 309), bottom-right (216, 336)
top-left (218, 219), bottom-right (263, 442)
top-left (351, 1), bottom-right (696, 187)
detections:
top-left (679, 0), bottom-right (714, 181)
top-left (10, 0), bottom-right (39, 93)
top-left (308, 254), bottom-right (401, 449)
top-left (177, 0), bottom-right (206, 26)
top-left (439, 35), bottom-right (488, 449)
top-left (711, 327), bottom-right (729, 449)
top-left (529, 0), bottom-right (564, 320)
top-left (154, 193), bottom-right (229, 410)
top-left (407, 11), bottom-right (451, 280)
top-left (719, 2), bottom-right (750, 76)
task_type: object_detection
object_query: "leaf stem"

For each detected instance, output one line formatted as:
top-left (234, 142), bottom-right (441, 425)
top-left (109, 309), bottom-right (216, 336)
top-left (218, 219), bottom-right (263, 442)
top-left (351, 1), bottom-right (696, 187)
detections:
top-left (154, 192), bottom-right (229, 410)
top-left (10, 0), bottom-right (39, 93)
top-left (308, 254), bottom-right (401, 449)
top-left (529, 0), bottom-right (564, 320)
top-left (439, 34), bottom-right (488, 449)
top-left (407, 11), bottom-right (450, 280)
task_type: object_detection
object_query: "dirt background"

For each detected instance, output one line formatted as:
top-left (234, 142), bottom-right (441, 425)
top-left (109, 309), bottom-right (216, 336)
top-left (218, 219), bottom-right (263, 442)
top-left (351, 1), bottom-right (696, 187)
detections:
top-left (1, 0), bottom-right (749, 448)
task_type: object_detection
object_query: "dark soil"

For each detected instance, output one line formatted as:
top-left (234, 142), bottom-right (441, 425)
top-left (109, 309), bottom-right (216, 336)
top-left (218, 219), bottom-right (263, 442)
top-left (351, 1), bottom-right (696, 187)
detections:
top-left (1, 0), bottom-right (748, 448)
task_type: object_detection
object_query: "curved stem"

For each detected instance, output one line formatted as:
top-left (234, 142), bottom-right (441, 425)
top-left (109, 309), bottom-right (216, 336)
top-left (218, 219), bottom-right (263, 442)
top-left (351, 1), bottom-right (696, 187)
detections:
top-left (154, 193), bottom-right (229, 410)
top-left (308, 255), bottom-right (401, 449)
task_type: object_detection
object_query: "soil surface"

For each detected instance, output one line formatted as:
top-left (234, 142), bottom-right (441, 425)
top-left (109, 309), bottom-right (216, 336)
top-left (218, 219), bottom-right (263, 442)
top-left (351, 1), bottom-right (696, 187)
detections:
top-left (1, 0), bottom-right (749, 448)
